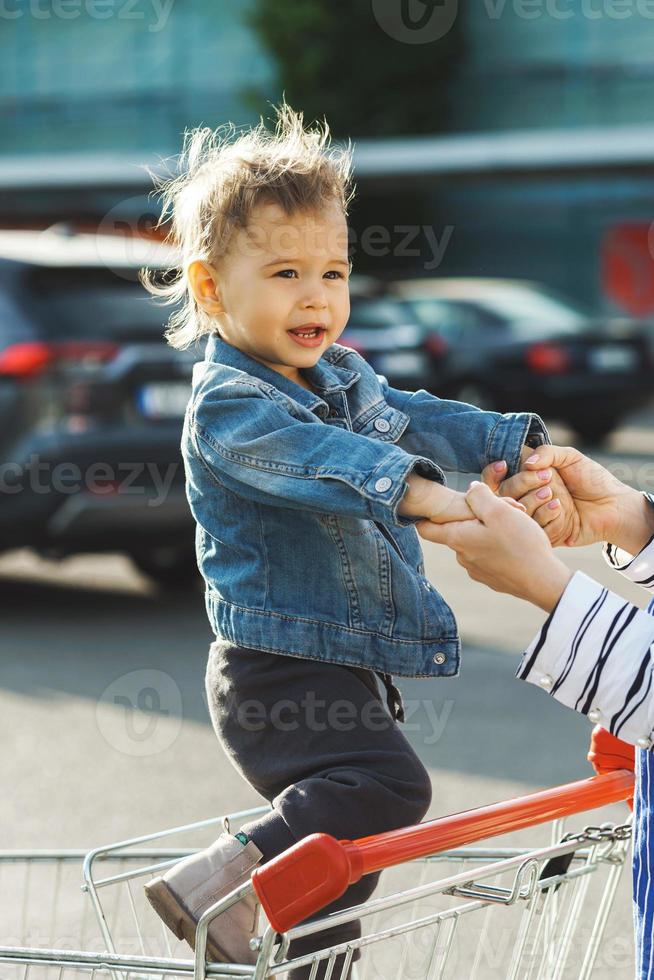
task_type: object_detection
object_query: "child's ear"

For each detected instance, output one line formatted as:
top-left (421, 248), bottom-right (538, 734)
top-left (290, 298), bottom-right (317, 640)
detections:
top-left (187, 260), bottom-right (224, 314)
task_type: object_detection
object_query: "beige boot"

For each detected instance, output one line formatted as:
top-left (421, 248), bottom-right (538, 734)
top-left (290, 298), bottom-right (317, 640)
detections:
top-left (144, 833), bottom-right (263, 964)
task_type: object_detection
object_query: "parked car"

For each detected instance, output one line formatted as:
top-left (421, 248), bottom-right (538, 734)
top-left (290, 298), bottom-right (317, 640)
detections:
top-left (342, 277), bottom-right (447, 391)
top-left (0, 226), bottom-right (200, 587)
top-left (390, 277), bottom-right (653, 443)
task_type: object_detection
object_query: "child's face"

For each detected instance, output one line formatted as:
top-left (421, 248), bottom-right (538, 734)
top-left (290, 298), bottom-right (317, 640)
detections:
top-left (189, 200), bottom-right (351, 385)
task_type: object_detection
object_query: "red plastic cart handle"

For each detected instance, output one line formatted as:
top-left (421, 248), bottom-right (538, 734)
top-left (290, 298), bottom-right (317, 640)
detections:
top-left (251, 770), bottom-right (634, 933)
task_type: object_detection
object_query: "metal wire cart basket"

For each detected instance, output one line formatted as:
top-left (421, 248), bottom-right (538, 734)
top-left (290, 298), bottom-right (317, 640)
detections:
top-left (0, 770), bottom-right (634, 980)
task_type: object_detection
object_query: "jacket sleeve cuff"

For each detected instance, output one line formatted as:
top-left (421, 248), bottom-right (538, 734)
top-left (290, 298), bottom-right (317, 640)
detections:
top-left (361, 451), bottom-right (445, 527)
top-left (603, 493), bottom-right (654, 587)
top-left (485, 413), bottom-right (551, 478)
top-left (516, 569), bottom-right (654, 747)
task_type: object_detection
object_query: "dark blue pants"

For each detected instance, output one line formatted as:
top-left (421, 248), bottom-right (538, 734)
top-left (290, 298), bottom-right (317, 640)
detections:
top-left (633, 747), bottom-right (654, 979)
top-left (204, 640), bottom-right (432, 979)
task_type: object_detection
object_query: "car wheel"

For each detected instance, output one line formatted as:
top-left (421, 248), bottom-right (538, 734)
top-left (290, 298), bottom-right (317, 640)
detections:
top-left (572, 419), bottom-right (616, 447)
top-left (455, 383), bottom-right (498, 412)
top-left (130, 547), bottom-right (201, 590)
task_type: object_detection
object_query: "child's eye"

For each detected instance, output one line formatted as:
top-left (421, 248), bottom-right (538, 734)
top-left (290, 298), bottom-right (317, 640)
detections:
top-left (274, 269), bottom-right (346, 280)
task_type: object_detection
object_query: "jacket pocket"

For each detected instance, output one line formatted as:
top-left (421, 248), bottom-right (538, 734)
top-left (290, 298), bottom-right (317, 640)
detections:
top-left (353, 403), bottom-right (410, 443)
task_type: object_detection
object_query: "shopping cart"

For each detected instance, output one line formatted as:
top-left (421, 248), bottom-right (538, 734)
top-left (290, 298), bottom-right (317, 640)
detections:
top-left (0, 770), bottom-right (634, 980)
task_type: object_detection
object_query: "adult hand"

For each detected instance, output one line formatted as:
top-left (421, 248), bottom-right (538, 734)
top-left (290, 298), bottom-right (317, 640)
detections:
top-left (587, 725), bottom-right (635, 810)
top-left (484, 445), bottom-right (646, 551)
top-left (486, 451), bottom-right (580, 548)
top-left (416, 482), bottom-right (573, 612)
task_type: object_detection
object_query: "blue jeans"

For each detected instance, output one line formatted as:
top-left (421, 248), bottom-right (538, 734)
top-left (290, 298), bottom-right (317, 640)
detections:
top-left (634, 747), bottom-right (654, 978)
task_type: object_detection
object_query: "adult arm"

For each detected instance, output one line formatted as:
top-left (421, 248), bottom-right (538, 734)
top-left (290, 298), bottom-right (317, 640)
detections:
top-left (417, 482), bottom-right (654, 748)
top-left (603, 492), bottom-right (654, 581)
top-left (518, 491), bottom-right (654, 747)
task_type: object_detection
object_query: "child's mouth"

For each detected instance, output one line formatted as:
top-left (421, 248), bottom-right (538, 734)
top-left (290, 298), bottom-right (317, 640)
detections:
top-left (288, 327), bottom-right (326, 348)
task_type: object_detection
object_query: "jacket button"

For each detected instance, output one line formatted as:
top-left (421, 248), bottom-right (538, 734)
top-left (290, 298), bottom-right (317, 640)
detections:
top-left (433, 652), bottom-right (447, 665)
top-left (539, 674), bottom-right (554, 690)
top-left (637, 737), bottom-right (652, 750)
top-left (374, 417), bottom-right (391, 432)
top-left (588, 707), bottom-right (601, 723)
top-left (375, 477), bottom-right (393, 492)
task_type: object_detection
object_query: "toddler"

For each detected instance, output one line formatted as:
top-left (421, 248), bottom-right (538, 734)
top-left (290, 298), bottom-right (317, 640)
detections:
top-left (141, 102), bottom-right (549, 979)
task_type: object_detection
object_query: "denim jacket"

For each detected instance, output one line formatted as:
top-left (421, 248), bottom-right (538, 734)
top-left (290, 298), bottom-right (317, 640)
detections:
top-left (182, 332), bottom-right (549, 678)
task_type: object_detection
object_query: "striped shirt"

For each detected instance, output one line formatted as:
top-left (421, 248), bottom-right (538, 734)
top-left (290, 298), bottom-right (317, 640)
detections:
top-left (517, 493), bottom-right (654, 749)
top-left (516, 492), bottom-right (654, 978)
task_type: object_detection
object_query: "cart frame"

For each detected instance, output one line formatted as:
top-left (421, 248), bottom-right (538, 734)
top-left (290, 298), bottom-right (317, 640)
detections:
top-left (0, 770), bottom-right (635, 980)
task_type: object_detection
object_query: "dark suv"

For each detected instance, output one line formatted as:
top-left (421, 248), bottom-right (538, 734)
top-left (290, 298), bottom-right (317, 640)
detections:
top-left (0, 227), bottom-right (200, 586)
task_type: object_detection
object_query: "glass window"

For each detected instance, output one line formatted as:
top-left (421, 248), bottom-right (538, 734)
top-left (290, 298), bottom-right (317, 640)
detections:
top-left (348, 297), bottom-right (417, 329)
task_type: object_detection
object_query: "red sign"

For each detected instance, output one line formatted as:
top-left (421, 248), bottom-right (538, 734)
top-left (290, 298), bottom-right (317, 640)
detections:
top-left (602, 222), bottom-right (654, 317)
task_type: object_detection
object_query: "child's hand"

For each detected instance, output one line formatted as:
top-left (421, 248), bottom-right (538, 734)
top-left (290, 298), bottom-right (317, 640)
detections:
top-left (426, 484), bottom-right (526, 525)
top-left (426, 486), bottom-right (476, 524)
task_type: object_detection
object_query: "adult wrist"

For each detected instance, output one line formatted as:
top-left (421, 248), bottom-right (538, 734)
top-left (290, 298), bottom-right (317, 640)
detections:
top-left (532, 559), bottom-right (574, 613)
top-left (611, 488), bottom-right (654, 557)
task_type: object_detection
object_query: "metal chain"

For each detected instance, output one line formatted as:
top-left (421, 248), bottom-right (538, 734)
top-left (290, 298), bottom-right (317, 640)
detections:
top-left (561, 821), bottom-right (632, 845)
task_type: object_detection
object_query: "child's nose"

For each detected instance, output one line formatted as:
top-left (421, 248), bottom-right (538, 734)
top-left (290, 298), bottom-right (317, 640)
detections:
top-left (301, 284), bottom-right (329, 308)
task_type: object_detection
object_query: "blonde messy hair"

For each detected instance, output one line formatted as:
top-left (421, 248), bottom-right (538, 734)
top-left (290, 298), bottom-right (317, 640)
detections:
top-left (140, 101), bottom-right (356, 350)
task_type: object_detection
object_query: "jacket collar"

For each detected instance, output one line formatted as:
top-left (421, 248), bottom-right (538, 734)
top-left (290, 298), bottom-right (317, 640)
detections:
top-left (204, 332), bottom-right (361, 412)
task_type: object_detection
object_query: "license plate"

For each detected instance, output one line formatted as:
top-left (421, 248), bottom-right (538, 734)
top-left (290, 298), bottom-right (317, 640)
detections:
top-left (375, 351), bottom-right (428, 376)
top-left (136, 382), bottom-right (190, 419)
top-left (588, 345), bottom-right (638, 372)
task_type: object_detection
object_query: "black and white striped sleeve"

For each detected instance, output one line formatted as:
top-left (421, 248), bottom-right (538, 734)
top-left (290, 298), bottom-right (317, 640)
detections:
top-left (516, 569), bottom-right (654, 749)
top-left (603, 493), bottom-right (654, 591)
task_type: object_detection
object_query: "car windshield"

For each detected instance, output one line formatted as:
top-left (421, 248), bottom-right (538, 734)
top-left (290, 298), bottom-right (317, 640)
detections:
top-left (406, 284), bottom-right (592, 340)
top-left (466, 285), bottom-right (589, 332)
top-left (348, 298), bottom-right (416, 329)
top-left (26, 266), bottom-right (176, 340)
